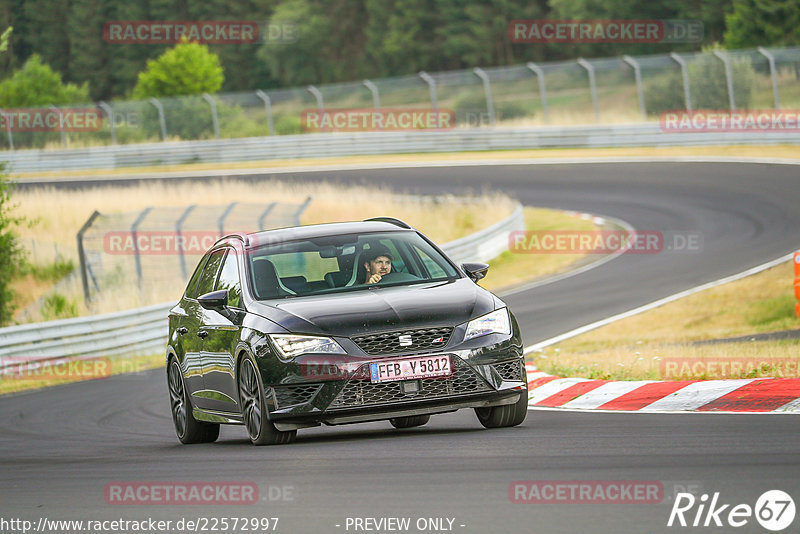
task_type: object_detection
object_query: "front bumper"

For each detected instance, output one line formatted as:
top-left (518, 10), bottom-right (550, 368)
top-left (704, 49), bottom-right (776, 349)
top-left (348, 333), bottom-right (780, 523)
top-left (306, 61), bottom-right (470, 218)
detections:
top-left (266, 352), bottom-right (527, 430)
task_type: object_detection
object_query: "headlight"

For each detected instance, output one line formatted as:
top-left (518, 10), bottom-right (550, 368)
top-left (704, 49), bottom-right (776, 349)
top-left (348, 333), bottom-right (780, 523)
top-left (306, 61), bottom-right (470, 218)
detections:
top-left (269, 334), bottom-right (346, 360)
top-left (464, 308), bottom-right (510, 341)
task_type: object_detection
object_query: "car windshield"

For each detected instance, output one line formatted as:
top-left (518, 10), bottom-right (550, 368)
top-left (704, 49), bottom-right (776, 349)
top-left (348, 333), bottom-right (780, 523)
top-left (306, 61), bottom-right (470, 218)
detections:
top-left (247, 231), bottom-right (459, 299)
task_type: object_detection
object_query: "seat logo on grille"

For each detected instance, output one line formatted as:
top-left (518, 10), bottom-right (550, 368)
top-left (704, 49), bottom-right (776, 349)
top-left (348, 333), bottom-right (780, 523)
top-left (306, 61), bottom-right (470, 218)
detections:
top-left (432, 336), bottom-right (445, 344)
top-left (398, 335), bottom-right (413, 346)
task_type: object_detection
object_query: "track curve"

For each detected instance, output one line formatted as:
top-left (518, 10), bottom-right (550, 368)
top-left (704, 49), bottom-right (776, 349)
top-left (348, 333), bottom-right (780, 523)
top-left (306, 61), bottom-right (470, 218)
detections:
top-left (3, 161), bottom-right (800, 533)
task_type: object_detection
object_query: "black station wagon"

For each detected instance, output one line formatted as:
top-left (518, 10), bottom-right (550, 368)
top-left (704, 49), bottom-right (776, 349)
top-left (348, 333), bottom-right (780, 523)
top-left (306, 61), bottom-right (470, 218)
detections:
top-left (166, 218), bottom-right (528, 445)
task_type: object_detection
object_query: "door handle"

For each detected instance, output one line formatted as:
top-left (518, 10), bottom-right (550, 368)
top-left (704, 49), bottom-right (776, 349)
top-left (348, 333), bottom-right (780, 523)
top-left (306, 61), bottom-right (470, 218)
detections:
top-left (176, 327), bottom-right (188, 335)
top-left (197, 330), bottom-right (209, 339)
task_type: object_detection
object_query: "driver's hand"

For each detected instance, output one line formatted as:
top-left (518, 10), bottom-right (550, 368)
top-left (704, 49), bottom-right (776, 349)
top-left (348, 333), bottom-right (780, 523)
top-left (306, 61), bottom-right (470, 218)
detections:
top-left (367, 273), bottom-right (382, 284)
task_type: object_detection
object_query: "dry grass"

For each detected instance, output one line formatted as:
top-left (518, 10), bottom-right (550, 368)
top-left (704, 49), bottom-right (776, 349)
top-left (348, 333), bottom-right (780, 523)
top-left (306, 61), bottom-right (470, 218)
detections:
top-left (9, 145), bottom-right (800, 181)
top-left (0, 353), bottom-right (164, 396)
top-left (534, 260), bottom-right (800, 380)
top-left (480, 208), bottom-right (603, 292)
top-left (9, 179), bottom-right (517, 318)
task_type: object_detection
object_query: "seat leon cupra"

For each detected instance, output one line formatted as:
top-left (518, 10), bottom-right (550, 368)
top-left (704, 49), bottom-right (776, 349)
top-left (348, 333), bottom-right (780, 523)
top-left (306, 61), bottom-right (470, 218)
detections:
top-left (166, 217), bottom-right (528, 445)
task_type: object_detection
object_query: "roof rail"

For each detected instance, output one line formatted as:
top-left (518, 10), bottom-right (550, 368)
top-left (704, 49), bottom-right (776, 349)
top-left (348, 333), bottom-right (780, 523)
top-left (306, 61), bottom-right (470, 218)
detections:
top-left (364, 216), bottom-right (412, 229)
top-left (217, 232), bottom-right (250, 247)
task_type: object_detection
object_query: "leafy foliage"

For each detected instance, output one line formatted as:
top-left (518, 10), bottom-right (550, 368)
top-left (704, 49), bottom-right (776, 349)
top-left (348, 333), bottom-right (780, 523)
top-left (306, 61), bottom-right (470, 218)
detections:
top-left (133, 40), bottom-right (224, 99)
top-left (0, 174), bottom-right (25, 325)
top-left (0, 54), bottom-right (89, 108)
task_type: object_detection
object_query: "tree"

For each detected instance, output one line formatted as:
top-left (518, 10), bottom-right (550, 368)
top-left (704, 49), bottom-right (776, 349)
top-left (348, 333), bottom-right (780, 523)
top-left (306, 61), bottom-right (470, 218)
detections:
top-left (0, 167), bottom-right (23, 326)
top-left (724, 0), bottom-right (800, 48)
top-left (0, 54), bottom-right (90, 108)
top-left (132, 38), bottom-right (224, 99)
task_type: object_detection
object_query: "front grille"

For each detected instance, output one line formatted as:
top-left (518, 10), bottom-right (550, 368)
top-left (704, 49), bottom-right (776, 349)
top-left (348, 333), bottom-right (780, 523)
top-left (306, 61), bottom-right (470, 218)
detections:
top-left (329, 356), bottom-right (491, 409)
top-left (492, 359), bottom-right (525, 382)
top-left (352, 327), bottom-right (453, 355)
top-left (272, 384), bottom-right (322, 409)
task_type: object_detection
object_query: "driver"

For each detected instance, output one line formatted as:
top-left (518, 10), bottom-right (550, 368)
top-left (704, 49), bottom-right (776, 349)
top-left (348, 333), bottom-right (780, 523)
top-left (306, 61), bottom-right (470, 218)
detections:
top-left (362, 245), bottom-right (394, 284)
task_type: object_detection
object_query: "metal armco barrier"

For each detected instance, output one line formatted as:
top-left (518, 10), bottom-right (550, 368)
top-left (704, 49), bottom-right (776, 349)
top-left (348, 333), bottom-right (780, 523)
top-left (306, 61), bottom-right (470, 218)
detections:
top-left (794, 251), bottom-right (800, 317)
top-left (3, 124), bottom-right (800, 173)
top-left (0, 204), bottom-right (524, 369)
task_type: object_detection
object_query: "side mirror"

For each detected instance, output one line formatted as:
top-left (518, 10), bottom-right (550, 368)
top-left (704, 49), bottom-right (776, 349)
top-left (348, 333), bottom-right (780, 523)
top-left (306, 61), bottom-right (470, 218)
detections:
top-left (198, 289), bottom-right (228, 310)
top-left (461, 262), bottom-right (489, 282)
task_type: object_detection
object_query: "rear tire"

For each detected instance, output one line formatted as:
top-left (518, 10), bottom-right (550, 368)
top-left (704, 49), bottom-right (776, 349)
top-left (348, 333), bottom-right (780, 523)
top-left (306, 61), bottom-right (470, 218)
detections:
top-left (475, 389), bottom-right (529, 429)
top-left (167, 358), bottom-right (220, 444)
top-left (389, 415), bottom-right (430, 429)
top-left (238, 356), bottom-right (296, 446)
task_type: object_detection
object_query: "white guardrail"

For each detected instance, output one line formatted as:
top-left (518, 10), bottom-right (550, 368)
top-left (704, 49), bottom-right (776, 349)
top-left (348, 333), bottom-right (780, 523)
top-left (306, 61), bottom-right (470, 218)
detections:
top-left (0, 204), bottom-right (524, 368)
top-left (4, 123), bottom-right (800, 173)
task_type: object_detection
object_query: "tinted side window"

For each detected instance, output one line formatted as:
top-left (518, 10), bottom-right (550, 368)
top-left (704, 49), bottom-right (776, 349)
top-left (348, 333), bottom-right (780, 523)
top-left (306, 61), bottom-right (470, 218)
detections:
top-left (195, 249), bottom-right (226, 298)
top-left (184, 255), bottom-right (208, 298)
top-left (414, 245), bottom-right (447, 278)
top-left (215, 250), bottom-right (242, 308)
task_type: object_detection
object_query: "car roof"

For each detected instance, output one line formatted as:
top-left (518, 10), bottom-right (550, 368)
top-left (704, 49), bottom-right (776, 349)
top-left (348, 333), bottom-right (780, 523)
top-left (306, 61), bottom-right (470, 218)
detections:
top-left (220, 220), bottom-right (416, 249)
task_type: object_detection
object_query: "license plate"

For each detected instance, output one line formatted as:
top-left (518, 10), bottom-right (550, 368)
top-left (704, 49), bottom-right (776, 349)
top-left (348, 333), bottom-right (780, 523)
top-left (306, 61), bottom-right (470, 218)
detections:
top-left (369, 355), bottom-right (452, 383)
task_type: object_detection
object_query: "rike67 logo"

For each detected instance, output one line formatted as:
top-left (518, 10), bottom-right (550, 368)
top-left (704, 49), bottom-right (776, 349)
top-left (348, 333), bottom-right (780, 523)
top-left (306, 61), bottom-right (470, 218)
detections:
top-left (668, 490), bottom-right (795, 531)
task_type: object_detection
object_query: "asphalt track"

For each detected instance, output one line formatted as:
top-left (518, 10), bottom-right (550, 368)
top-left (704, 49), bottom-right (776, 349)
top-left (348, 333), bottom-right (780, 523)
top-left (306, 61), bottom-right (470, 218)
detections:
top-left (3, 161), bottom-right (800, 533)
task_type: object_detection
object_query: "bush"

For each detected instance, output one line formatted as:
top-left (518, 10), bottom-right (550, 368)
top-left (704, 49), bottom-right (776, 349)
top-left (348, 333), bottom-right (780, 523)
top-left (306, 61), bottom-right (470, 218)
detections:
top-left (41, 293), bottom-right (78, 321)
top-left (0, 54), bottom-right (90, 108)
top-left (133, 39), bottom-right (224, 99)
top-left (0, 174), bottom-right (24, 326)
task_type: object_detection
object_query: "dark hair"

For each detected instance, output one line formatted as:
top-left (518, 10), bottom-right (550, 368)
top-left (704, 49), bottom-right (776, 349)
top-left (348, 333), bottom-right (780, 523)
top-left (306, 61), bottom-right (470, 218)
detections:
top-left (362, 244), bottom-right (394, 264)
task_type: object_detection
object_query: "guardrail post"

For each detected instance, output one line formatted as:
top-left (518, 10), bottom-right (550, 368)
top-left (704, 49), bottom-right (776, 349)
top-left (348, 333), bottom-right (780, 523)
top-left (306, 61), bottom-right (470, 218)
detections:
top-left (419, 71), bottom-right (439, 126)
top-left (712, 50), bottom-right (736, 111)
top-left (77, 210), bottom-right (101, 305)
top-left (257, 202), bottom-right (277, 230)
top-left (202, 93), bottom-right (220, 139)
top-left (757, 47), bottom-right (781, 109)
top-left (98, 101), bottom-right (116, 144)
top-left (131, 207), bottom-right (153, 292)
top-left (363, 80), bottom-right (381, 110)
top-left (623, 55), bottom-right (646, 120)
top-left (294, 197), bottom-right (313, 225)
top-left (254, 90), bottom-right (275, 136)
top-left (0, 109), bottom-right (14, 150)
top-left (472, 67), bottom-right (496, 127)
top-left (576, 59), bottom-right (599, 120)
top-left (526, 62), bottom-right (549, 123)
top-left (148, 98), bottom-right (167, 141)
top-left (175, 205), bottom-right (196, 280)
top-left (49, 104), bottom-right (67, 147)
top-left (669, 53), bottom-right (693, 112)
top-left (218, 201), bottom-right (238, 235)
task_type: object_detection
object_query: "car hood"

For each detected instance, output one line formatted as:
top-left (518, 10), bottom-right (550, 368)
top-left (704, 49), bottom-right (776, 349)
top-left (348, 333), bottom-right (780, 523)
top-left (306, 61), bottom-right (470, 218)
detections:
top-left (249, 278), bottom-right (497, 337)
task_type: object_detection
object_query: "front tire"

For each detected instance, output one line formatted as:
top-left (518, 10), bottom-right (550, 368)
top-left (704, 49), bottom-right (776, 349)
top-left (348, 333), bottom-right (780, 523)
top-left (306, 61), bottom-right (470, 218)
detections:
top-left (475, 388), bottom-right (529, 429)
top-left (167, 358), bottom-right (219, 444)
top-left (389, 415), bottom-right (430, 429)
top-left (238, 356), bottom-right (296, 446)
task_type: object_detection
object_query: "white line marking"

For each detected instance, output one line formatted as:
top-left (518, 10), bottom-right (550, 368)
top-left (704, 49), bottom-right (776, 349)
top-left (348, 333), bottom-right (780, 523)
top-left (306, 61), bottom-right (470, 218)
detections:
top-left (559, 380), bottom-right (655, 410)
top-left (774, 397), bottom-right (800, 413)
top-left (639, 379), bottom-right (755, 411)
top-left (527, 405), bottom-right (800, 415)
top-left (528, 377), bottom-right (594, 405)
top-left (524, 253), bottom-right (795, 354)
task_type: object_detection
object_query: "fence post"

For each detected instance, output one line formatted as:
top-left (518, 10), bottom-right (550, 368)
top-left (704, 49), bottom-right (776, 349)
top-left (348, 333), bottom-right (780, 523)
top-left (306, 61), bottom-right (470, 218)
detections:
top-left (218, 202), bottom-right (238, 235)
top-left (131, 207), bottom-right (153, 292)
top-left (202, 93), bottom-right (220, 139)
top-left (294, 197), bottom-right (313, 225)
top-left (712, 50), bottom-right (736, 111)
top-left (98, 101), bottom-right (116, 144)
top-left (472, 67), bottom-right (496, 127)
top-left (757, 47), bottom-right (781, 109)
top-left (363, 80), bottom-right (381, 110)
top-left (307, 85), bottom-right (324, 131)
top-left (418, 72), bottom-right (439, 126)
top-left (526, 62), bottom-right (549, 123)
top-left (254, 90), bottom-right (275, 136)
top-left (49, 104), bottom-right (67, 147)
top-left (257, 202), bottom-right (277, 230)
top-left (669, 53), bottom-right (693, 112)
top-left (623, 55), bottom-right (646, 120)
top-left (77, 210), bottom-right (101, 306)
top-left (148, 98), bottom-right (167, 141)
top-left (576, 59), bottom-right (599, 120)
top-left (176, 205), bottom-right (196, 280)
top-left (0, 109), bottom-right (13, 150)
